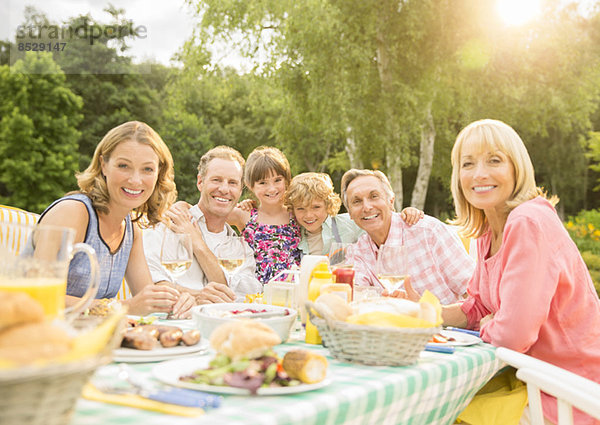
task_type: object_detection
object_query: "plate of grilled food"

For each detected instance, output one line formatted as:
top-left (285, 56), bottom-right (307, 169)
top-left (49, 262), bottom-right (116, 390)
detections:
top-left (114, 318), bottom-right (207, 363)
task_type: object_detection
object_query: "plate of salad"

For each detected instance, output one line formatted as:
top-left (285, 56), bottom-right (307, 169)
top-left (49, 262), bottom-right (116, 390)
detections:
top-left (152, 355), bottom-right (331, 396)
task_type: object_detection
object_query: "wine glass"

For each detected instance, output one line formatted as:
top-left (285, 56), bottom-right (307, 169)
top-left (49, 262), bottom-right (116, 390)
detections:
top-left (328, 242), bottom-right (354, 270)
top-left (376, 243), bottom-right (408, 293)
top-left (160, 230), bottom-right (193, 278)
top-left (214, 236), bottom-right (246, 274)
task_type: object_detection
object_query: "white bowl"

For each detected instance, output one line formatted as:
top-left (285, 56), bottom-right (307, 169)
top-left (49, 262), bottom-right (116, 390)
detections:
top-left (192, 303), bottom-right (297, 343)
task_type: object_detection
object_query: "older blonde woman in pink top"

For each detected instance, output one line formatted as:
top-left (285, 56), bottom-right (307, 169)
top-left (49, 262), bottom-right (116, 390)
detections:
top-left (404, 119), bottom-right (600, 425)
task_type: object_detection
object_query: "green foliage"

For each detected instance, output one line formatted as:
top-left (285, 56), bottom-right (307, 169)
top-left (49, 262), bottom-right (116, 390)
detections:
top-left (188, 0), bottom-right (600, 215)
top-left (565, 209), bottom-right (600, 255)
top-left (581, 251), bottom-right (600, 297)
top-left (586, 131), bottom-right (600, 191)
top-left (565, 209), bottom-right (600, 296)
top-left (0, 53), bottom-right (82, 212)
top-left (11, 7), bottom-right (166, 171)
top-left (158, 65), bottom-right (279, 202)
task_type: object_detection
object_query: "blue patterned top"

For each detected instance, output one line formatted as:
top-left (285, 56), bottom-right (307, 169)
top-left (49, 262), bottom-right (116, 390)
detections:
top-left (39, 193), bottom-right (133, 298)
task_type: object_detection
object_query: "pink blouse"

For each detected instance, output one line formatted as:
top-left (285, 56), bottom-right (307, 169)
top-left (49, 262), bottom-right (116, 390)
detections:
top-left (462, 197), bottom-right (600, 425)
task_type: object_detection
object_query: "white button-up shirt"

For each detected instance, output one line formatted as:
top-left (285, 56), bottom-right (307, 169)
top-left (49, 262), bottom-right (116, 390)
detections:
top-left (143, 205), bottom-right (262, 298)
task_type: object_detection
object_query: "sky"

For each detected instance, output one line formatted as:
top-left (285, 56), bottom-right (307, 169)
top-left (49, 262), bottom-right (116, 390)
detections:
top-left (1, 0), bottom-right (198, 66)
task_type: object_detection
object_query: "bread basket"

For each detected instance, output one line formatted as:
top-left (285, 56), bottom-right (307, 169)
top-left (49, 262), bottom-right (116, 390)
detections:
top-left (0, 313), bottom-right (126, 425)
top-left (306, 300), bottom-right (440, 366)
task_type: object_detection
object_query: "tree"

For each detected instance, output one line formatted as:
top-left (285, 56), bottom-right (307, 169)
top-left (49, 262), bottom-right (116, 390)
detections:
top-left (12, 6), bottom-right (166, 170)
top-left (0, 53), bottom-right (82, 212)
top-left (186, 0), bottom-right (506, 210)
top-left (188, 0), bottom-right (600, 215)
top-left (459, 3), bottom-right (600, 215)
top-left (158, 52), bottom-right (280, 202)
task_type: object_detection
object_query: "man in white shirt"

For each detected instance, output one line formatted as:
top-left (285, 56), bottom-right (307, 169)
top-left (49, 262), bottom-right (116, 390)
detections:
top-left (143, 146), bottom-right (262, 303)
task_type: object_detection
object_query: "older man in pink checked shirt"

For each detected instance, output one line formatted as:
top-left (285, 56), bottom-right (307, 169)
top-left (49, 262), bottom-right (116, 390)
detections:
top-left (341, 169), bottom-right (474, 304)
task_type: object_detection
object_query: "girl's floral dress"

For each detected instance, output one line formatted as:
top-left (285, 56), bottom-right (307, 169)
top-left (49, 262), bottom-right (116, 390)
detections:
top-left (242, 208), bottom-right (302, 284)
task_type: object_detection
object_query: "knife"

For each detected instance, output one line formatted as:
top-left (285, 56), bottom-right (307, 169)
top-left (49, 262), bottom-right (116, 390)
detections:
top-left (424, 344), bottom-right (456, 354)
top-left (97, 384), bottom-right (222, 408)
top-left (142, 387), bottom-right (222, 408)
top-left (444, 327), bottom-right (481, 337)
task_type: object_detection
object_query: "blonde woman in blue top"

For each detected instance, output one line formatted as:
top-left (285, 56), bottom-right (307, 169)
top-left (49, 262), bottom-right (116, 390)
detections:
top-left (283, 172), bottom-right (423, 255)
top-left (38, 121), bottom-right (195, 318)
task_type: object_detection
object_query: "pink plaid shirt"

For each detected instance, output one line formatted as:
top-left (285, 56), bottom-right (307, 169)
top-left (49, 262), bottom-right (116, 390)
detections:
top-left (347, 212), bottom-right (474, 304)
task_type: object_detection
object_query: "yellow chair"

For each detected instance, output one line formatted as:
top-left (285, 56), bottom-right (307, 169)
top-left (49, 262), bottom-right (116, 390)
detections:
top-left (0, 204), bottom-right (130, 301)
top-left (447, 224), bottom-right (477, 260)
top-left (0, 205), bottom-right (40, 254)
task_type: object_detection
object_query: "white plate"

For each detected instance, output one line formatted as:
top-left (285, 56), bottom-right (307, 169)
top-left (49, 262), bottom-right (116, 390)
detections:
top-left (114, 340), bottom-right (209, 363)
top-left (153, 357), bottom-right (331, 395)
top-left (127, 314), bottom-right (194, 329)
top-left (430, 330), bottom-right (482, 346)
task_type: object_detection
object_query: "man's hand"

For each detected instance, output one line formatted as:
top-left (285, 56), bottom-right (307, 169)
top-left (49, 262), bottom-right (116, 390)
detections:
top-left (400, 207), bottom-right (424, 226)
top-left (236, 199), bottom-right (256, 212)
top-left (170, 291), bottom-right (196, 319)
top-left (194, 282), bottom-right (236, 304)
top-left (382, 276), bottom-right (420, 302)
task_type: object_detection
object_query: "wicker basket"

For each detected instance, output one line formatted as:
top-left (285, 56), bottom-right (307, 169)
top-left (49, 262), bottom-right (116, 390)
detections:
top-left (0, 314), bottom-right (125, 425)
top-left (306, 300), bottom-right (440, 366)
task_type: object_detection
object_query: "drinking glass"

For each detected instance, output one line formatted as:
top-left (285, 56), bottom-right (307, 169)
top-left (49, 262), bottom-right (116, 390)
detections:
top-left (160, 230), bottom-right (193, 277)
top-left (214, 236), bottom-right (246, 274)
top-left (328, 242), bottom-right (354, 270)
top-left (375, 243), bottom-right (408, 293)
top-left (0, 222), bottom-right (99, 321)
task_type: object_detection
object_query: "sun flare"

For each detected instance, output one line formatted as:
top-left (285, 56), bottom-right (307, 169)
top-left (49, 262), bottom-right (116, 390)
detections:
top-left (496, 0), bottom-right (541, 26)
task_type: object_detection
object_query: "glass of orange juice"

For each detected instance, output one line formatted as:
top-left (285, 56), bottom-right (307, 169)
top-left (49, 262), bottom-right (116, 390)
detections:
top-left (0, 222), bottom-right (99, 321)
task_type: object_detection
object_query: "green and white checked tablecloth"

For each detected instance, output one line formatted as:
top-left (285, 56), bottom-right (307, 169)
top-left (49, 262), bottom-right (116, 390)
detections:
top-left (72, 339), bottom-right (504, 425)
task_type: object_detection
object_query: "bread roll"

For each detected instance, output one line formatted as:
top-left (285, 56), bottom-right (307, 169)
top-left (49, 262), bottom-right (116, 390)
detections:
top-left (0, 291), bottom-right (45, 331)
top-left (209, 320), bottom-right (281, 360)
top-left (315, 293), bottom-right (353, 321)
top-left (352, 298), bottom-right (420, 317)
top-left (0, 322), bottom-right (71, 364)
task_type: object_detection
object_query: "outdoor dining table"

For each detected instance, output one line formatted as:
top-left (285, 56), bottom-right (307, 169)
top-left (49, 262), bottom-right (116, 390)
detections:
top-left (71, 326), bottom-right (505, 425)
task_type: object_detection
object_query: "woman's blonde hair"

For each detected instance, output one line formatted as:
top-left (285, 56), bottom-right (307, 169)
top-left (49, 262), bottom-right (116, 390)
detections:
top-left (244, 146), bottom-right (292, 189)
top-left (450, 119), bottom-right (557, 238)
top-left (340, 169), bottom-right (395, 209)
top-left (75, 121), bottom-right (176, 226)
top-left (284, 172), bottom-right (342, 216)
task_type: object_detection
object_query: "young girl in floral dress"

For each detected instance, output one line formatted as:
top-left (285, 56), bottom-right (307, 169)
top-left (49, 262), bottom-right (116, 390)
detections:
top-left (227, 146), bottom-right (302, 284)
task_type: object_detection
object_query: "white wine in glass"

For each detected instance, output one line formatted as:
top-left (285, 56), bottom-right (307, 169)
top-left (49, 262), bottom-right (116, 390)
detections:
top-left (215, 236), bottom-right (246, 274)
top-left (160, 231), bottom-right (193, 278)
top-left (376, 244), bottom-right (408, 293)
top-left (218, 258), bottom-right (244, 273)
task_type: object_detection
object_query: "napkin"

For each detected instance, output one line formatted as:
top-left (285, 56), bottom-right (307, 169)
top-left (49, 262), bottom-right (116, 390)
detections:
top-left (456, 368), bottom-right (527, 425)
top-left (346, 290), bottom-right (443, 328)
top-left (82, 384), bottom-right (205, 417)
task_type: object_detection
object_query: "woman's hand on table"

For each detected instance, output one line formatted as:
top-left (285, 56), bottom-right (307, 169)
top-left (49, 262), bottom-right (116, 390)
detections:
top-left (480, 313), bottom-right (494, 328)
top-left (124, 283), bottom-right (181, 316)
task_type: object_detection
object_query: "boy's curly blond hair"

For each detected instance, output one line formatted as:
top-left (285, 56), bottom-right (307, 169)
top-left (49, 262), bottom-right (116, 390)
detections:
top-left (284, 172), bottom-right (341, 216)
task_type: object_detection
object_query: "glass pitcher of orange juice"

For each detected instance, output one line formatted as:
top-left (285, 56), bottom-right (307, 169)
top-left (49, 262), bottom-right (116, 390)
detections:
top-left (0, 222), bottom-right (100, 321)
